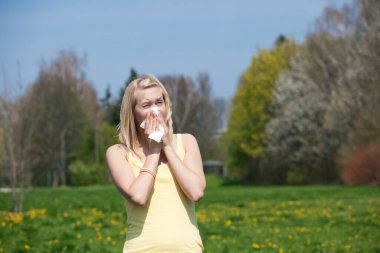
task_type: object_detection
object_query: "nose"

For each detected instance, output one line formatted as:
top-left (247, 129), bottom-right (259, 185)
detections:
top-left (151, 106), bottom-right (160, 116)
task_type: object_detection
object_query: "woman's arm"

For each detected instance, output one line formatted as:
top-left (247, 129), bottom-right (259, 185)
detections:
top-left (107, 112), bottom-right (163, 205)
top-left (163, 134), bottom-right (206, 202)
top-left (106, 145), bottom-right (160, 206)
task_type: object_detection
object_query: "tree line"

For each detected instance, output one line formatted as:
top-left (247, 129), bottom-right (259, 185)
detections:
top-left (225, 0), bottom-right (380, 184)
top-left (0, 52), bottom-right (225, 212)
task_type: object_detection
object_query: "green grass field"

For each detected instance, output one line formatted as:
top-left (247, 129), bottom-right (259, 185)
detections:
top-left (1, 176), bottom-right (379, 253)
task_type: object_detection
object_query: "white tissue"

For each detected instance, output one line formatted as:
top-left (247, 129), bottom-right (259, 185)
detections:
top-left (140, 107), bottom-right (165, 143)
top-left (151, 106), bottom-right (159, 115)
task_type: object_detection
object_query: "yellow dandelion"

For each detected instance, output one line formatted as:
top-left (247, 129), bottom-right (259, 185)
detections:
top-left (209, 235), bottom-right (221, 240)
top-left (344, 245), bottom-right (352, 251)
top-left (92, 208), bottom-right (104, 217)
top-left (111, 219), bottom-right (120, 226)
top-left (27, 209), bottom-right (37, 219)
top-left (95, 222), bottom-right (103, 228)
top-left (24, 244), bottom-right (30, 251)
top-left (252, 243), bottom-right (260, 249)
top-left (196, 211), bottom-right (208, 223)
top-left (96, 231), bottom-right (103, 240)
top-left (119, 227), bottom-right (129, 235)
top-left (9, 212), bottom-right (24, 224)
top-left (224, 219), bottom-right (232, 227)
top-left (278, 248), bottom-right (284, 253)
top-left (26, 208), bottom-right (46, 219)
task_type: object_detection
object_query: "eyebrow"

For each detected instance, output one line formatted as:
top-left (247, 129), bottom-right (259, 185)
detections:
top-left (141, 96), bottom-right (163, 102)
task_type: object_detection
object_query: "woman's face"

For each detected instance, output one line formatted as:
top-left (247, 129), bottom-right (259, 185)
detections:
top-left (134, 86), bottom-right (166, 126)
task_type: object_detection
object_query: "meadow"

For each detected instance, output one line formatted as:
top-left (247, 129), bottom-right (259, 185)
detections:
top-left (0, 176), bottom-right (379, 253)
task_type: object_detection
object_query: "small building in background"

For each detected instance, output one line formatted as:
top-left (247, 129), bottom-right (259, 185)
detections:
top-left (203, 160), bottom-right (225, 176)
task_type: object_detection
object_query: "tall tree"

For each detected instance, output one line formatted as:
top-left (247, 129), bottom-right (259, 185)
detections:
top-left (225, 39), bottom-right (297, 182)
top-left (0, 71), bottom-right (36, 212)
top-left (24, 50), bottom-right (95, 186)
top-left (100, 84), bottom-right (112, 110)
top-left (159, 73), bottom-right (226, 159)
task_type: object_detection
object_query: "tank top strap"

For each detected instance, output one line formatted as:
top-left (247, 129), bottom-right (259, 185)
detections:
top-left (176, 134), bottom-right (186, 161)
top-left (118, 143), bottom-right (142, 168)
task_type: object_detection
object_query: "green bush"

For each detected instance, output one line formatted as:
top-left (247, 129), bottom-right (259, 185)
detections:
top-left (286, 167), bottom-right (308, 185)
top-left (68, 160), bottom-right (110, 186)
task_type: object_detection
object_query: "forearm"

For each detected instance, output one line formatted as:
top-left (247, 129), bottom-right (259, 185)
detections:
top-left (164, 145), bottom-right (205, 202)
top-left (127, 151), bottom-right (160, 205)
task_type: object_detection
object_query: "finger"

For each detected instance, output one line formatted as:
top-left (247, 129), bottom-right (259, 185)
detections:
top-left (159, 118), bottom-right (167, 130)
top-left (158, 117), bottom-right (165, 126)
top-left (148, 113), bottom-right (154, 132)
top-left (154, 114), bottom-right (159, 131)
top-left (145, 113), bottom-right (152, 134)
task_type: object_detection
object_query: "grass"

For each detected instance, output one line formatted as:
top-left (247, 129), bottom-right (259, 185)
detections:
top-left (0, 175), bottom-right (379, 253)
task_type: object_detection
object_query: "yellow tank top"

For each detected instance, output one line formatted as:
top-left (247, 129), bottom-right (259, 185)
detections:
top-left (123, 134), bottom-right (204, 253)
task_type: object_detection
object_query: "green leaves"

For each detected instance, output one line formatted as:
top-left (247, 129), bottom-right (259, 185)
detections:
top-left (225, 41), bottom-right (297, 180)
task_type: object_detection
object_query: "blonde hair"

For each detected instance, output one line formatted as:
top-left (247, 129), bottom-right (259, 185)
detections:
top-left (118, 75), bottom-right (173, 157)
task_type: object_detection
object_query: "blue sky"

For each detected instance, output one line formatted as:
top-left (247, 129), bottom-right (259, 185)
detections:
top-left (1, 0), bottom-right (349, 100)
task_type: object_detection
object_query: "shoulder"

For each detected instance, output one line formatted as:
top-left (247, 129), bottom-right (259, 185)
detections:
top-left (180, 133), bottom-right (199, 150)
top-left (106, 144), bottom-right (128, 159)
top-left (180, 133), bottom-right (197, 142)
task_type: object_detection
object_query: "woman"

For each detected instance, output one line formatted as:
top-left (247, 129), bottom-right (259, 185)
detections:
top-left (106, 75), bottom-right (205, 253)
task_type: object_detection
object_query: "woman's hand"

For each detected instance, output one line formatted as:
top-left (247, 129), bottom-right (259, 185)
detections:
top-left (159, 117), bottom-right (170, 147)
top-left (144, 112), bottom-right (163, 153)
